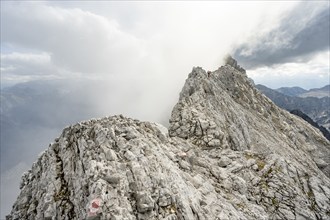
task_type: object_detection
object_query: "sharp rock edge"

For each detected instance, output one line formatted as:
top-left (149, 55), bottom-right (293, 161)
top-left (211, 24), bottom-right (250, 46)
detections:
top-left (7, 60), bottom-right (330, 220)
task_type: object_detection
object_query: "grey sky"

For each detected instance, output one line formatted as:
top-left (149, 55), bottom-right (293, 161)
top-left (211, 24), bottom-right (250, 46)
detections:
top-left (1, 1), bottom-right (330, 217)
top-left (1, 1), bottom-right (329, 89)
top-left (233, 2), bottom-right (330, 68)
top-left (2, 1), bottom-right (328, 88)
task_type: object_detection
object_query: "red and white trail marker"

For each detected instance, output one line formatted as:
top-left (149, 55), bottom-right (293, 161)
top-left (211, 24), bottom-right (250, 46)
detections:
top-left (88, 198), bottom-right (102, 217)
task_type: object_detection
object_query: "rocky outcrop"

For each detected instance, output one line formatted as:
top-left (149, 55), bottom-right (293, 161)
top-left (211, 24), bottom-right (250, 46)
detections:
top-left (7, 60), bottom-right (330, 220)
top-left (224, 55), bottom-right (246, 74)
top-left (290, 109), bottom-right (330, 141)
top-left (256, 84), bottom-right (330, 132)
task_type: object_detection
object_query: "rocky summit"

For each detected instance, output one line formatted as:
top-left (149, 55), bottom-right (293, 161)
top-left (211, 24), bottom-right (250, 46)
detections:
top-left (7, 59), bottom-right (330, 220)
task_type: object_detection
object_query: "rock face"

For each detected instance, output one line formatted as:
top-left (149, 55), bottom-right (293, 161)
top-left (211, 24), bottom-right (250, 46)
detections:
top-left (256, 84), bottom-right (330, 132)
top-left (224, 55), bottom-right (246, 74)
top-left (7, 61), bottom-right (330, 220)
top-left (290, 109), bottom-right (330, 141)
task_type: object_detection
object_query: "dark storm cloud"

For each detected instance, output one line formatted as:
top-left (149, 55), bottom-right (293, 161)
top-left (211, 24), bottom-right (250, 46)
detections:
top-left (233, 3), bottom-right (330, 68)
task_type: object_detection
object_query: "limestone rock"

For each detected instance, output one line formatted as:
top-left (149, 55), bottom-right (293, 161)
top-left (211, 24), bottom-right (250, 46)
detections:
top-left (7, 60), bottom-right (330, 220)
top-left (224, 55), bottom-right (246, 74)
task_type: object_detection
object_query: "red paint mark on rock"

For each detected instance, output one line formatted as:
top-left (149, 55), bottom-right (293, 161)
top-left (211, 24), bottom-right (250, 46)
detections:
top-left (92, 201), bottom-right (99, 209)
top-left (88, 198), bottom-right (102, 217)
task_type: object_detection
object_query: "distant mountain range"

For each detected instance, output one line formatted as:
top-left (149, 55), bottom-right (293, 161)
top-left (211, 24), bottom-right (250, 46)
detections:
top-left (298, 85), bottom-right (330, 98)
top-left (276, 86), bottom-right (307, 97)
top-left (256, 84), bottom-right (330, 135)
top-left (276, 85), bottom-right (329, 98)
top-left (290, 109), bottom-right (330, 141)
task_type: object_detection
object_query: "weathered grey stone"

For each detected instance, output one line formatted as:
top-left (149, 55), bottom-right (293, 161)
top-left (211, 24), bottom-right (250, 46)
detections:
top-left (218, 156), bottom-right (231, 167)
top-left (103, 174), bottom-right (120, 185)
top-left (136, 191), bottom-right (154, 213)
top-left (7, 59), bottom-right (330, 220)
top-left (158, 188), bottom-right (172, 207)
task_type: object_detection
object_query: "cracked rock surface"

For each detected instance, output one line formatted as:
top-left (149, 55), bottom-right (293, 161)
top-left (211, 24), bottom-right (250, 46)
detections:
top-left (7, 62), bottom-right (330, 220)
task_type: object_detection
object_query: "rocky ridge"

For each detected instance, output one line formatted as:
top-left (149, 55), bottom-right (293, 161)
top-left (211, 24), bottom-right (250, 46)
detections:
top-left (7, 60), bottom-right (330, 220)
top-left (290, 109), bottom-right (330, 141)
top-left (256, 84), bottom-right (330, 132)
top-left (298, 85), bottom-right (330, 98)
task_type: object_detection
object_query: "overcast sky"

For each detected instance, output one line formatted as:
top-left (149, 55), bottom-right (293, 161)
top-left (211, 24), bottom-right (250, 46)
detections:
top-left (1, 1), bottom-right (329, 89)
top-left (1, 1), bottom-right (329, 218)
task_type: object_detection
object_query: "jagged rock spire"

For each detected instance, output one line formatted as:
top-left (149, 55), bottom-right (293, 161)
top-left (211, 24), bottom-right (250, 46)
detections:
top-left (224, 55), bottom-right (246, 74)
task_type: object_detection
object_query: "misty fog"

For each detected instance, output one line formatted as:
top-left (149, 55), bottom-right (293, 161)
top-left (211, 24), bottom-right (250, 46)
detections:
top-left (1, 1), bottom-right (329, 218)
top-left (0, 76), bottom-right (188, 217)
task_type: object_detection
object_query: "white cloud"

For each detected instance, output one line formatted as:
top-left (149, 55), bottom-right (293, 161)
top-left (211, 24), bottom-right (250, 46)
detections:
top-left (233, 1), bottom-right (329, 69)
top-left (1, 2), bottom-right (329, 218)
top-left (248, 50), bottom-right (330, 89)
top-left (1, 52), bottom-right (57, 84)
top-left (1, 1), bottom-right (302, 85)
top-left (0, 1), bottom-right (328, 115)
top-left (0, 2), bottom-right (329, 120)
top-left (1, 52), bottom-right (50, 64)
top-left (1, 2), bottom-right (145, 76)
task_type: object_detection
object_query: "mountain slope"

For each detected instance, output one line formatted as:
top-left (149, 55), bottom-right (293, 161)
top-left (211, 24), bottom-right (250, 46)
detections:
top-left (275, 85), bottom-right (329, 98)
top-left (1, 78), bottom-right (176, 218)
top-left (256, 84), bottom-right (330, 132)
top-left (299, 85), bottom-right (330, 98)
top-left (7, 61), bottom-right (330, 220)
top-left (290, 109), bottom-right (330, 141)
top-left (276, 86), bottom-right (307, 96)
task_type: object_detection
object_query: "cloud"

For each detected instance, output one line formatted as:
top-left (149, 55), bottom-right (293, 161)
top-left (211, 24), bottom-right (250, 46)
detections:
top-left (2, 1), bottom-right (300, 109)
top-left (1, 1), bottom-right (329, 218)
top-left (1, 162), bottom-right (30, 219)
top-left (1, 2), bottom-right (145, 76)
top-left (1, 1), bottom-right (298, 81)
top-left (233, 2), bottom-right (330, 68)
top-left (2, 1), bottom-right (327, 89)
top-left (247, 50), bottom-right (330, 89)
top-left (0, 52), bottom-right (57, 83)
